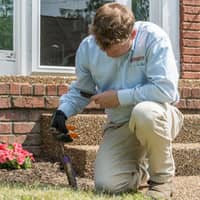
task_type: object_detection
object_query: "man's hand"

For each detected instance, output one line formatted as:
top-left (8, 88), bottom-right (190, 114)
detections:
top-left (91, 90), bottom-right (120, 108)
top-left (51, 110), bottom-right (68, 133)
top-left (50, 110), bottom-right (73, 142)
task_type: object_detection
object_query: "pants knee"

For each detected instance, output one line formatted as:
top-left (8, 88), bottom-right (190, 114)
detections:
top-left (95, 178), bottom-right (116, 194)
top-left (95, 176), bottom-right (119, 194)
top-left (95, 174), bottom-right (137, 194)
top-left (129, 102), bottom-right (168, 143)
top-left (130, 101), bottom-right (163, 128)
top-left (95, 175), bottom-right (124, 194)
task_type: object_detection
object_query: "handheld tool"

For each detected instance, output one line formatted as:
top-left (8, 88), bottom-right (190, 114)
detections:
top-left (50, 125), bottom-right (78, 189)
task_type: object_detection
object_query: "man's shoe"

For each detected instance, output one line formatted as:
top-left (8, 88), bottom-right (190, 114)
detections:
top-left (146, 180), bottom-right (173, 200)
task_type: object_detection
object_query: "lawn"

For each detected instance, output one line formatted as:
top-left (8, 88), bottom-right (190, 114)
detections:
top-left (0, 183), bottom-right (151, 200)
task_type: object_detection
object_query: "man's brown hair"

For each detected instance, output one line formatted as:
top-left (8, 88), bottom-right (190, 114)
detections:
top-left (90, 3), bottom-right (135, 50)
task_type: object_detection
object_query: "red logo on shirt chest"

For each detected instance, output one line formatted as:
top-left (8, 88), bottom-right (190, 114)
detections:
top-left (130, 56), bottom-right (144, 63)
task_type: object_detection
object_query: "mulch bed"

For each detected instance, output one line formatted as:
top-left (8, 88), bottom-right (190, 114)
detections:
top-left (0, 159), bottom-right (94, 190)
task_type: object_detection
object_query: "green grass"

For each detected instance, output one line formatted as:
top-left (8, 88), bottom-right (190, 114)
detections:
top-left (0, 183), bottom-right (151, 200)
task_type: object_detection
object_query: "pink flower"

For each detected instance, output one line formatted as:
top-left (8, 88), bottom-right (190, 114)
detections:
top-left (13, 143), bottom-right (23, 152)
top-left (0, 152), bottom-right (8, 163)
top-left (0, 143), bottom-right (34, 169)
top-left (6, 150), bottom-right (14, 161)
top-left (0, 143), bottom-right (8, 150)
top-left (17, 154), bottom-right (26, 165)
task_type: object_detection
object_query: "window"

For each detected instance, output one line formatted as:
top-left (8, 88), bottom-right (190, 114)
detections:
top-left (132, 0), bottom-right (149, 21)
top-left (0, 0), bottom-right (179, 75)
top-left (0, 0), bottom-right (31, 75)
top-left (0, 0), bottom-right (15, 61)
top-left (32, 0), bottom-right (131, 74)
top-left (39, 0), bottom-right (133, 67)
top-left (40, 0), bottom-right (118, 67)
top-left (132, 0), bottom-right (179, 68)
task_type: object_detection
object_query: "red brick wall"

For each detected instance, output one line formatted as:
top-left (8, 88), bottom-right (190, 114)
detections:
top-left (0, 1), bottom-right (200, 156)
top-left (180, 0), bottom-right (200, 78)
top-left (178, 83), bottom-right (200, 110)
top-left (0, 82), bottom-right (68, 156)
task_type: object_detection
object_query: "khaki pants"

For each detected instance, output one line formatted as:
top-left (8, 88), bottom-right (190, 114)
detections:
top-left (94, 101), bottom-right (184, 193)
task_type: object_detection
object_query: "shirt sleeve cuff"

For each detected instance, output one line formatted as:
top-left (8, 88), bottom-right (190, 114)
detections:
top-left (58, 104), bottom-right (72, 118)
top-left (117, 89), bottom-right (135, 106)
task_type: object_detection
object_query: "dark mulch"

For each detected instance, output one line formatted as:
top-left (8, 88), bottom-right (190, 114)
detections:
top-left (0, 159), bottom-right (94, 190)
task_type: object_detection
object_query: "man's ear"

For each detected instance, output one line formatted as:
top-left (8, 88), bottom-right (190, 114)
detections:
top-left (130, 29), bottom-right (137, 40)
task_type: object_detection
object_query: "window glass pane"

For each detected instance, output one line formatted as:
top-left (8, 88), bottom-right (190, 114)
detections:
top-left (132, 0), bottom-right (149, 21)
top-left (40, 0), bottom-right (114, 67)
top-left (0, 0), bottom-right (13, 50)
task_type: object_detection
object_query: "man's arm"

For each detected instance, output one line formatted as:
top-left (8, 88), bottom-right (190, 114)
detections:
top-left (51, 39), bottom-right (96, 141)
top-left (58, 40), bottom-right (96, 118)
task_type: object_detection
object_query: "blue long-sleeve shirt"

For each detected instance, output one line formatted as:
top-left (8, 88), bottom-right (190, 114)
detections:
top-left (59, 21), bottom-right (180, 124)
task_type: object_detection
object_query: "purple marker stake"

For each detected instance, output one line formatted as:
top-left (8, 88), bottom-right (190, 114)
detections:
top-left (63, 155), bottom-right (77, 189)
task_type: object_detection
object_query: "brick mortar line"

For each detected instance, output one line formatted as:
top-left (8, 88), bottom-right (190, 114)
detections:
top-left (0, 82), bottom-right (69, 96)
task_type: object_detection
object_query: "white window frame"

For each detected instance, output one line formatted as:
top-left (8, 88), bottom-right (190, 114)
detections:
top-left (0, 0), bottom-right (15, 60)
top-left (32, 0), bottom-right (180, 75)
top-left (15, 0), bottom-right (32, 75)
top-left (150, 0), bottom-right (180, 68)
top-left (0, 0), bottom-right (31, 75)
top-left (32, 0), bottom-right (75, 74)
top-left (0, 0), bottom-right (16, 74)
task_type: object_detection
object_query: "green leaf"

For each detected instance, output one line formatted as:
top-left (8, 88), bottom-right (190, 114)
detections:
top-left (7, 144), bottom-right (14, 150)
top-left (22, 157), bottom-right (32, 169)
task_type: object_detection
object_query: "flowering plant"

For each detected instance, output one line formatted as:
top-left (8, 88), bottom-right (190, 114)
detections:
top-left (0, 143), bottom-right (35, 169)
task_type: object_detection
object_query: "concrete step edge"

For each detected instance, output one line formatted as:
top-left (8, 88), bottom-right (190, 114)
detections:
top-left (63, 143), bottom-right (200, 177)
top-left (41, 112), bottom-right (200, 118)
top-left (41, 113), bottom-right (200, 144)
top-left (65, 143), bottom-right (200, 149)
top-left (173, 142), bottom-right (200, 149)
